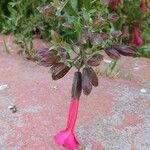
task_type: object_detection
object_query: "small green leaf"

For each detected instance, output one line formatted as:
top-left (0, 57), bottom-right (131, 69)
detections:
top-left (83, 0), bottom-right (91, 10)
top-left (65, 1), bottom-right (78, 17)
top-left (77, 0), bottom-right (83, 10)
top-left (105, 59), bottom-right (118, 76)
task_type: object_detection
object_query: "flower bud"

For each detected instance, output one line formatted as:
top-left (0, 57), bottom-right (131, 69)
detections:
top-left (111, 30), bottom-right (122, 38)
top-left (38, 48), bottom-right (60, 67)
top-left (89, 33), bottom-right (103, 45)
top-left (51, 30), bottom-right (61, 43)
top-left (51, 63), bottom-right (71, 80)
top-left (62, 22), bottom-right (74, 29)
top-left (105, 47), bottom-right (121, 59)
top-left (89, 67), bottom-right (98, 87)
top-left (57, 47), bottom-right (70, 59)
top-left (71, 71), bottom-right (82, 99)
top-left (79, 34), bottom-right (88, 45)
top-left (92, 18), bottom-right (103, 28)
top-left (38, 48), bottom-right (57, 56)
top-left (82, 67), bottom-right (92, 95)
top-left (87, 54), bottom-right (103, 66)
top-left (108, 14), bottom-right (119, 22)
top-left (99, 32), bottom-right (109, 40)
top-left (113, 45), bottom-right (137, 57)
top-left (38, 4), bottom-right (55, 17)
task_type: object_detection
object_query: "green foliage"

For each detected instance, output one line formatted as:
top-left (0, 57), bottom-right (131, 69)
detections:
top-left (114, 0), bottom-right (150, 57)
top-left (1, 0), bottom-right (55, 59)
top-left (0, 0), bottom-right (11, 31)
top-left (105, 60), bottom-right (118, 76)
top-left (138, 45), bottom-right (150, 58)
top-left (0, 0), bottom-right (150, 61)
top-left (3, 0), bottom-right (49, 36)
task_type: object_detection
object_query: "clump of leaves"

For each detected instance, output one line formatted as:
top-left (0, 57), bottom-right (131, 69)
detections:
top-left (2, 0), bottom-right (59, 59)
top-left (37, 0), bottom-right (138, 97)
top-left (1, 0), bottom-right (149, 59)
top-left (108, 0), bottom-right (150, 57)
top-left (0, 0), bottom-right (10, 31)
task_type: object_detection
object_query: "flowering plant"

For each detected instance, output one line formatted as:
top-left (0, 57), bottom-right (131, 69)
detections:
top-left (38, 0), bottom-right (149, 149)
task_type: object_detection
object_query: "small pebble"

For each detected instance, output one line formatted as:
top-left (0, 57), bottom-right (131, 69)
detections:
top-left (8, 106), bottom-right (17, 113)
top-left (49, 85), bottom-right (58, 90)
top-left (140, 88), bottom-right (147, 93)
top-left (0, 84), bottom-right (8, 90)
top-left (103, 59), bottom-right (111, 64)
top-left (133, 67), bottom-right (139, 70)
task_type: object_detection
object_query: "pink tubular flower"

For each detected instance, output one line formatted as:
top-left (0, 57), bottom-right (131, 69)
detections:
top-left (109, 0), bottom-right (122, 11)
top-left (54, 99), bottom-right (79, 150)
top-left (140, 0), bottom-right (148, 12)
top-left (131, 27), bottom-right (144, 46)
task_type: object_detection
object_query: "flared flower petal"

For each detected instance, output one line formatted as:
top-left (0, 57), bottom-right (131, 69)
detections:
top-left (55, 129), bottom-right (79, 150)
top-left (140, 0), bottom-right (148, 12)
top-left (55, 129), bottom-right (70, 146)
top-left (132, 27), bottom-right (144, 46)
top-left (54, 99), bottom-right (80, 150)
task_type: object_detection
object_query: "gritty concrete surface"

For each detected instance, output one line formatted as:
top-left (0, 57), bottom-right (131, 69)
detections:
top-left (0, 34), bottom-right (150, 150)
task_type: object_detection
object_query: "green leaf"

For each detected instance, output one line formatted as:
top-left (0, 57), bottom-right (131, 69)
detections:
top-left (70, 0), bottom-right (78, 10)
top-left (82, 8), bottom-right (92, 23)
top-left (77, 0), bottom-right (83, 10)
top-left (56, 0), bottom-right (69, 16)
top-left (83, 0), bottom-right (91, 10)
top-left (56, 0), bottom-right (78, 17)
top-left (105, 59), bottom-right (118, 76)
top-left (65, 1), bottom-right (78, 17)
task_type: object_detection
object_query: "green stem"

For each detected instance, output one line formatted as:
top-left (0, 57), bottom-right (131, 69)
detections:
top-left (81, 46), bottom-right (87, 67)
